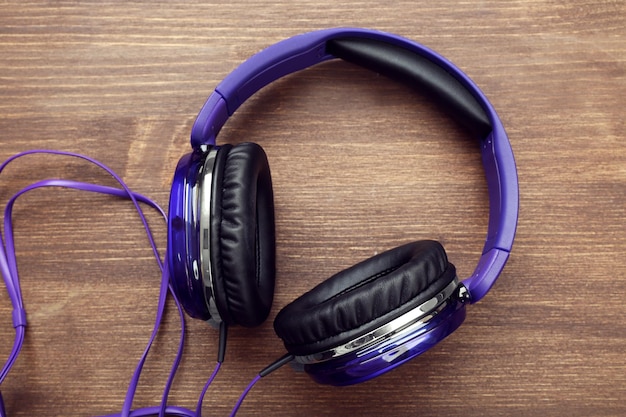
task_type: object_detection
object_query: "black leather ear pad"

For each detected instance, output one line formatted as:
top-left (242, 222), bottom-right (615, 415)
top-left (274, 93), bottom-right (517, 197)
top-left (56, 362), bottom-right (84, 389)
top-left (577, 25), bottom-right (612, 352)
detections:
top-left (273, 240), bottom-right (456, 356)
top-left (210, 142), bottom-right (276, 327)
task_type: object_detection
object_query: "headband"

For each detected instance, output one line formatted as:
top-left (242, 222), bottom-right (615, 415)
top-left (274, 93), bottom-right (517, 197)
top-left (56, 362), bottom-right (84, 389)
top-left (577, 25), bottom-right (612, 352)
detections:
top-left (189, 28), bottom-right (518, 302)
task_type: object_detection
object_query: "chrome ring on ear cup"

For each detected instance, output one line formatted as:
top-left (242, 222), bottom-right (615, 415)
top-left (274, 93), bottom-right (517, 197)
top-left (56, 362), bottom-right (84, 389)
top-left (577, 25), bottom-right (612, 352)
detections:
top-left (199, 147), bottom-right (222, 325)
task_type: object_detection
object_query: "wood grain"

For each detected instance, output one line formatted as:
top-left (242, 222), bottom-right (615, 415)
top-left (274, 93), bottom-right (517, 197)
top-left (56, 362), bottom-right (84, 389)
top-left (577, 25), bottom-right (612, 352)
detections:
top-left (0, 1), bottom-right (624, 416)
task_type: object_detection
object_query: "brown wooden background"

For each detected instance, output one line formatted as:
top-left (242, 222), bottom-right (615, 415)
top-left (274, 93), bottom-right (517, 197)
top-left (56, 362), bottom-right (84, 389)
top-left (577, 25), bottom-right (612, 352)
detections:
top-left (0, 1), bottom-right (624, 416)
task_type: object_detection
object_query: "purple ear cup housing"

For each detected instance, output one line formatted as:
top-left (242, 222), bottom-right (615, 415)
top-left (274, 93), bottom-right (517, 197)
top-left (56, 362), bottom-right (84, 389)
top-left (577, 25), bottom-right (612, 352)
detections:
top-left (168, 149), bottom-right (213, 321)
top-left (167, 28), bottom-right (519, 385)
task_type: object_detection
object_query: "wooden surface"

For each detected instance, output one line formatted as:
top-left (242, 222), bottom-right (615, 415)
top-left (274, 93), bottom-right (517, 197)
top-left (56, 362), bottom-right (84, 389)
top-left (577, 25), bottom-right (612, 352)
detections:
top-left (0, 1), bottom-right (624, 416)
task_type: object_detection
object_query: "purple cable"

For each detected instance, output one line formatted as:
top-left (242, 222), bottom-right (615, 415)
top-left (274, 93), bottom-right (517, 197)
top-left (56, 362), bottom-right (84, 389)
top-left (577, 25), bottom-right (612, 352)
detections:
top-left (229, 375), bottom-right (262, 417)
top-left (195, 362), bottom-right (222, 417)
top-left (0, 150), bottom-right (222, 417)
top-left (228, 354), bottom-right (294, 417)
top-left (0, 181), bottom-right (168, 416)
top-left (0, 162), bottom-right (171, 416)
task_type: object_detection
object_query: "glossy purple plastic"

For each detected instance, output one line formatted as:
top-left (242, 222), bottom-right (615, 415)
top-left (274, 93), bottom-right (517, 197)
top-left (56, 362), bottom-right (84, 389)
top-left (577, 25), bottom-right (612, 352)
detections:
top-left (168, 150), bottom-right (213, 320)
top-left (305, 296), bottom-right (467, 386)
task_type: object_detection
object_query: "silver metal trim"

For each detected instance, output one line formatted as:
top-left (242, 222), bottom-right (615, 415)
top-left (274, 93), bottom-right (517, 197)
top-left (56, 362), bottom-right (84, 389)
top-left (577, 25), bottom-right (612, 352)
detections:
top-left (295, 278), bottom-right (461, 364)
top-left (198, 148), bottom-right (222, 324)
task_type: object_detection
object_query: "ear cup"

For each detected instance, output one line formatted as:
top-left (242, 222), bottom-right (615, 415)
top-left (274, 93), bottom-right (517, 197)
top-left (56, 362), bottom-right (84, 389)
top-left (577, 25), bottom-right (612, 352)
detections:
top-left (210, 142), bottom-right (276, 327)
top-left (273, 240), bottom-right (456, 356)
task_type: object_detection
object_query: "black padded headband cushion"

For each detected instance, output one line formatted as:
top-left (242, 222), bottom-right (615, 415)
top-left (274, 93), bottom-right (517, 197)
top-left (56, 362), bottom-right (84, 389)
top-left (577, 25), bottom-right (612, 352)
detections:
top-left (326, 37), bottom-right (492, 139)
top-left (273, 240), bottom-right (456, 356)
top-left (210, 142), bottom-right (276, 327)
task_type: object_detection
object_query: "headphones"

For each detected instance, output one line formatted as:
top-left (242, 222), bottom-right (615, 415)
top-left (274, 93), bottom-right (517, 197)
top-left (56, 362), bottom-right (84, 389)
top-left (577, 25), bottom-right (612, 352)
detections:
top-left (0, 27), bottom-right (518, 417)
top-left (167, 28), bottom-right (519, 387)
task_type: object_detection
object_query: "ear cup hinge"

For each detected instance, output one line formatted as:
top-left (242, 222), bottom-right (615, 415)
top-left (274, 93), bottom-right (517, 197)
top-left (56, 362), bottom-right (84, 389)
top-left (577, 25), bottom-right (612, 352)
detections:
top-left (457, 284), bottom-right (470, 303)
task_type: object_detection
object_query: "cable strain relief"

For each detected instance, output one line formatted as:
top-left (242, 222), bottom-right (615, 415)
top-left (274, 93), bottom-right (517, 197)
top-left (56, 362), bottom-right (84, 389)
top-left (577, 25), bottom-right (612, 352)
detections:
top-left (12, 308), bottom-right (27, 328)
top-left (259, 353), bottom-right (294, 378)
top-left (217, 322), bottom-right (228, 363)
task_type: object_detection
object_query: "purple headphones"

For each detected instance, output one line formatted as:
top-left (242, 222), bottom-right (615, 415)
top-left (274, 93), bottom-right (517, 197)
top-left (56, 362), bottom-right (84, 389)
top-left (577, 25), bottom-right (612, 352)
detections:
top-left (0, 27), bottom-right (518, 417)
top-left (167, 28), bottom-right (519, 386)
